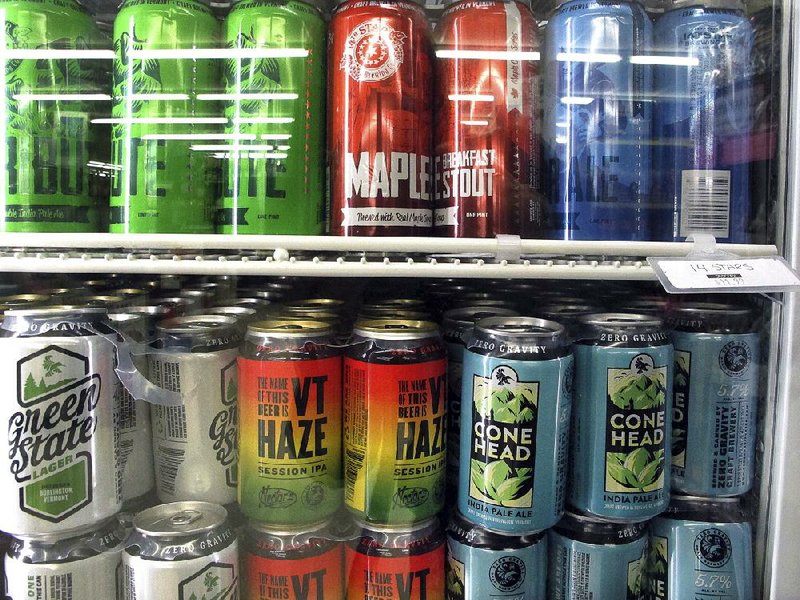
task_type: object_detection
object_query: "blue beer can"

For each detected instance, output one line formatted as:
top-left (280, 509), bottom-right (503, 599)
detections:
top-left (446, 510), bottom-right (547, 599)
top-left (570, 313), bottom-right (673, 522)
top-left (542, 0), bottom-right (653, 241)
top-left (666, 303), bottom-right (759, 496)
top-left (442, 306), bottom-right (520, 505)
top-left (548, 511), bottom-right (649, 599)
top-left (458, 317), bottom-right (573, 534)
top-left (651, 1), bottom-right (754, 243)
top-left (647, 495), bottom-right (753, 600)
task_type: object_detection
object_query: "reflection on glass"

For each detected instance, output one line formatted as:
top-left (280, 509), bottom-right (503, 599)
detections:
top-left (219, 0), bottom-right (326, 235)
top-left (542, 0), bottom-right (653, 241)
top-left (434, 0), bottom-right (542, 239)
top-left (651, 0), bottom-right (754, 243)
top-left (110, 0), bottom-right (219, 234)
top-left (0, 0), bottom-right (103, 232)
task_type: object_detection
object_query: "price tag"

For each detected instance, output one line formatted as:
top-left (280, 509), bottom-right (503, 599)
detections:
top-left (648, 256), bottom-right (800, 294)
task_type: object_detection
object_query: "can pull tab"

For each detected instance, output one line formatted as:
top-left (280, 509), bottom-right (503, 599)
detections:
top-left (170, 510), bottom-right (203, 527)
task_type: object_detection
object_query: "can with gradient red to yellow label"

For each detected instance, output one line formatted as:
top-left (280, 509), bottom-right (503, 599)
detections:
top-left (345, 518), bottom-right (445, 600)
top-left (242, 520), bottom-right (344, 600)
top-left (344, 320), bottom-right (447, 526)
top-left (238, 320), bottom-right (343, 526)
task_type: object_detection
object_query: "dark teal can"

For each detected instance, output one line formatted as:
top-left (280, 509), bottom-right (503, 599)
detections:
top-left (446, 510), bottom-right (547, 600)
top-left (547, 512), bottom-right (648, 600)
top-left (647, 496), bottom-right (753, 600)
top-left (666, 303), bottom-right (759, 496)
top-left (570, 313), bottom-right (673, 522)
top-left (442, 306), bottom-right (520, 505)
top-left (457, 317), bottom-right (573, 534)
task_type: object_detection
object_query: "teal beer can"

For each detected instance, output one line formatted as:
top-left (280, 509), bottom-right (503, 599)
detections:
top-left (570, 313), bottom-right (673, 521)
top-left (667, 303), bottom-right (759, 496)
top-left (457, 317), bottom-right (573, 534)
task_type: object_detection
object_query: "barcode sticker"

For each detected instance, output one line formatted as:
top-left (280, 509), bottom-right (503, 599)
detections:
top-left (156, 445), bottom-right (185, 497)
top-left (680, 170), bottom-right (731, 238)
top-left (649, 256), bottom-right (800, 293)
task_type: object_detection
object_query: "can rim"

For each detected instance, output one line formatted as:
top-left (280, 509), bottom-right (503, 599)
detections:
top-left (247, 519), bottom-right (331, 537)
top-left (579, 312), bottom-right (663, 328)
top-left (134, 502), bottom-right (228, 537)
top-left (351, 517), bottom-right (438, 533)
top-left (353, 319), bottom-right (439, 338)
top-left (247, 319), bottom-right (335, 336)
top-left (669, 302), bottom-right (751, 317)
top-left (205, 306), bottom-right (258, 317)
top-left (442, 306), bottom-right (519, 325)
top-left (474, 316), bottom-right (566, 338)
top-left (157, 314), bottom-right (238, 333)
top-left (107, 312), bottom-right (145, 324)
top-left (119, 304), bottom-right (172, 316)
top-left (4, 306), bottom-right (107, 318)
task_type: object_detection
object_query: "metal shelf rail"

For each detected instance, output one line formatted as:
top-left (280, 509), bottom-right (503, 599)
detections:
top-left (0, 233), bottom-right (778, 278)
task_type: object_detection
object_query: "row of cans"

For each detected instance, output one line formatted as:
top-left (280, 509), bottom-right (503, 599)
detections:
top-left (1, 0), bottom-right (764, 242)
top-left (0, 285), bottom-right (759, 539)
top-left (1, 495), bottom-right (754, 599)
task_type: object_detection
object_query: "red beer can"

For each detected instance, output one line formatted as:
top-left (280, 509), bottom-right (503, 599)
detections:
top-left (329, 0), bottom-right (435, 236)
top-left (434, 0), bottom-right (543, 238)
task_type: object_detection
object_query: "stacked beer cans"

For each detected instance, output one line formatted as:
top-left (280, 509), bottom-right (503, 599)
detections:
top-left (0, 274), bottom-right (761, 599)
top-left (0, 0), bottom-right (765, 242)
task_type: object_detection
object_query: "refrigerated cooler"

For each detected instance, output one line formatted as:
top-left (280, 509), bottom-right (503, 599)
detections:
top-left (0, 0), bottom-right (794, 597)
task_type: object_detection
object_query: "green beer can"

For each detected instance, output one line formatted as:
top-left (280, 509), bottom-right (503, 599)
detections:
top-left (0, 0), bottom-right (101, 232)
top-left (218, 0), bottom-right (326, 234)
top-left (110, 0), bottom-right (219, 233)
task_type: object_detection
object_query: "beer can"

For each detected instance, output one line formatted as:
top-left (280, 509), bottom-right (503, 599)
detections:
top-left (667, 303), bottom-right (759, 497)
top-left (149, 316), bottom-right (241, 505)
top-left (242, 520), bottom-right (343, 600)
top-left (0, 307), bottom-right (122, 536)
top-left (110, 0), bottom-right (219, 234)
top-left (219, 0), bottom-right (327, 235)
top-left (0, 294), bottom-right (51, 313)
top-left (281, 298), bottom-right (349, 317)
top-left (153, 295), bottom-right (199, 317)
top-left (206, 306), bottom-right (259, 332)
top-left (647, 495), bottom-right (752, 600)
top-left (570, 313), bottom-right (673, 522)
top-left (447, 510), bottom-right (547, 599)
top-left (345, 519), bottom-right (445, 600)
top-left (122, 501), bottom-right (239, 599)
top-left (116, 304), bottom-right (171, 340)
top-left (441, 306), bottom-right (519, 503)
top-left (458, 317), bottom-right (573, 534)
top-left (108, 312), bottom-right (155, 507)
top-left (651, 1), bottom-right (754, 243)
top-left (547, 511), bottom-right (648, 600)
top-left (218, 297), bottom-right (273, 318)
top-left (344, 320), bottom-right (447, 525)
top-left (5, 517), bottom-right (126, 600)
top-left (434, 0), bottom-right (543, 238)
top-left (238, 320), bottom-right (343, 526)
top-left (329, 0), bottom-right (435, 236)
top-left (81, 294), bottom-right (126, 310)
top-left (542, 0), bottom-right (653, 240)
top-left (0, 0), bottom-right (100, 232)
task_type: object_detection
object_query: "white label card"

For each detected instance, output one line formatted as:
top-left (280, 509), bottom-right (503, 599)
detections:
top-left (648, 256), bottom-right (800, 293)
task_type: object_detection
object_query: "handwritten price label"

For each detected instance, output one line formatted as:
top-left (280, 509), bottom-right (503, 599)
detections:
top-left (648, 257), bottom-right (800, 293)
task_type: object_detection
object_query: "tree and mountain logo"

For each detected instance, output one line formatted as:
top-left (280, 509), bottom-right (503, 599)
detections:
top-left (605, 354), bottom-right (668, 494)
top-left (445, 552), bottom-right (465, 600)
top-left (178, 562), bottom-right (237, 600)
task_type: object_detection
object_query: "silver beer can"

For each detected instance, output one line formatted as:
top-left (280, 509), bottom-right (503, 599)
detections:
top-left (108, 312), bottom-right (155, 508)
top-left (5, 517), bottom-right (125, 599)
top-left (122, 501), bottom-right (239, 599)
top-left (149, 316), bottom-right (241, 505)
top-left (0, 307), bottom-right (122, 535)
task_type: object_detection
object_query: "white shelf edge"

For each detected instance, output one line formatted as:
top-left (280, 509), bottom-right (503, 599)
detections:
top-left (0, 232), bottom-right (778, 258)
top-left (0, 255), bottom-right (657, 279)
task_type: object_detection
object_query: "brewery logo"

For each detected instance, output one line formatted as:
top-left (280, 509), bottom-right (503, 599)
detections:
top-left (489, 555), bottom-right (525, 592)
top-left (11, 345), bottom-right (102, 522)
top-left (178, 562), bottom-right (237, 600)
top-left (340, 21), bottom-right (406, 82)
top-left (719, 341), bottom-right (751, 377)
top-left (694, 528), bottom-right (732, 568)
